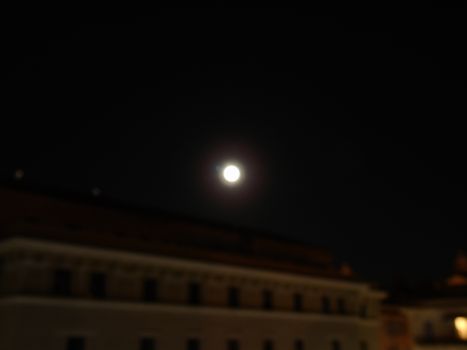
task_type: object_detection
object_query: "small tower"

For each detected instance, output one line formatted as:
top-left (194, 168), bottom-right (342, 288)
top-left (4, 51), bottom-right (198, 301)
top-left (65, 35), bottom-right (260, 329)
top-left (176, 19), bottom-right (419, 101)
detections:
top-left (454, 250), bottom-right (467, 275)
top-left (446, 250), bottom-right (467, 287)
top-left (339, 262), bottom-right (353, 277)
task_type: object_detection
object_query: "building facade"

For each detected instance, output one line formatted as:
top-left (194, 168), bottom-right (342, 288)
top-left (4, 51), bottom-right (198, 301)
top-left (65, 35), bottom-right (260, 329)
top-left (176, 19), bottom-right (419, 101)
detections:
top-left (384, 252), bottom-right (467, 350)
top-left (402, 297), bottom-right (467, 350)
top-left (0, 186), bottom-right (385, 350)
top-left (380, 306), bottom-right (413, 350)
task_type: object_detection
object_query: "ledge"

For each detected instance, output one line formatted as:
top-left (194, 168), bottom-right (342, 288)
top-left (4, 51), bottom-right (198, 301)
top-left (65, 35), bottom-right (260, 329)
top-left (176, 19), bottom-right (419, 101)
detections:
top-left (0, 295), bottom-right (380, 325)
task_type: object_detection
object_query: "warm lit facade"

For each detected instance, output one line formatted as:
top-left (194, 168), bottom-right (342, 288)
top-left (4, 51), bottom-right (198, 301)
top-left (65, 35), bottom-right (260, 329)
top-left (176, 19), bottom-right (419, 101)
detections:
top-left (380, 306), bottom-right (413, 350)
top-left (386, 252), bottom-right (467, 350)
top-left (0, 186), bottom-right (385, 350)
top-left (402, 298), bottom-right (467, 350)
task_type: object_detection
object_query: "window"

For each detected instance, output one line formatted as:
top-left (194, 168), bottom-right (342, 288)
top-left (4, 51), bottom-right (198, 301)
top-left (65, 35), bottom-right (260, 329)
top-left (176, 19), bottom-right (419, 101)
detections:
top-left (187, 338), bottom-right (200, 350)
top-left (423, 321), bottom-right (434, 340)
top-left (337, 298), bottom-right (347, 314)
top-left (331, 340), bottom-right (341, 350)
top-left (89, 272), bottom-right (106, 299)
top-left (262, 289), bottom-right (273, 310)
top-left (140, 337), bottom-right (156, 350)
top-left (293, 293), bottom-right (303, 312)
top-left (359, 304), bottom-right (368, 318)
top-left (53, 269), bottom-right (72, 296)
top-left (188, 282), bottom-right (201, 305)
top-left (360, 340), bottom-right (368, 350)
top-left (321, 296), bottom-right (331, 314)
top-left (143, 278), bottom-right (158, 302)
top-left (227, 339), bottom-right (239, 350)
top-left (67, 337), bottom-right (85, 350)
top-left (263, 339), bottom-right (274, 350)
top-left (294, 339), bottom-right (304, 350)
top-left (228, 287), bottom-right (240, 308)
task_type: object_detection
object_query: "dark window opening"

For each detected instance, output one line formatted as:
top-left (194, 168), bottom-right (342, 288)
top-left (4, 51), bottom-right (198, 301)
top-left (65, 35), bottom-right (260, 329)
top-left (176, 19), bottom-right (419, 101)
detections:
top-left (262, 289), bottom-right (273, 310)
top-left (187, 338), bottom-right (200, 350)
top-left (140, 337), bottom-right (156, 350)
top-left (89, 272), bottom-right (106, 299)
top-left (227, 339), bottom-right (239, 350)
top-left (360, 304), bottom-right (368, 318)
top-left (337, 298), bottom-right (347, 314)
top-left (321, 296), bottom-right (331, 314)
top-left (263, 339), bottom-right (274, 350)
top-left (67, 337), bottom-right (85, 350)
top-left (143, 278), bottom-right (158, 302)
top-left (294, 339), bottom-right (304, 350)
top-left (228, 287), bottom-right (239, 308)
top-left (423, 321), bottom-right (435, 341)
top-left (293, 293), bottom-right (303, 311)
top-left (331, 340), bottom-right (341, 350)
top-left (53, 269), bottom-right (72, 296)
top-left (188, 282), bottom-right (201, 305)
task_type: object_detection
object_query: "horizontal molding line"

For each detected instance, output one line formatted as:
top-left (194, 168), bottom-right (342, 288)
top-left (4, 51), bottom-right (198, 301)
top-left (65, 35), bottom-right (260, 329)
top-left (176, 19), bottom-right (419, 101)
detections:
top-left (0, 296), bottom-right (379, 326)
top-left (0, 237), bottom-right (385, 298)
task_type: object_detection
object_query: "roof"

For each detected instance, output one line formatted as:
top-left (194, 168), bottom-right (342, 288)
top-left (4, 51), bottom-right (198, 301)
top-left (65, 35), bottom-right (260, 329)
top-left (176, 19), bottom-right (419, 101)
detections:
top-left (0, 183), bottom-right (355, 281)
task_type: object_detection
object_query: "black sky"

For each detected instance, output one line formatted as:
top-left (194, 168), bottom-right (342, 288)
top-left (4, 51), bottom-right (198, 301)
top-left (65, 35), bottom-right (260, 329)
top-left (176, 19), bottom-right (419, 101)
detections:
top-left (1, 6), bottom-right (466, 286)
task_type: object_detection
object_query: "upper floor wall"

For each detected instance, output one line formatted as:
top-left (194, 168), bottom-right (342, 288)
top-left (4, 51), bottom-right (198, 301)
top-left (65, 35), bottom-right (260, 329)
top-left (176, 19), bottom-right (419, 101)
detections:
top-left (0, 238), bottom-right (384, 318)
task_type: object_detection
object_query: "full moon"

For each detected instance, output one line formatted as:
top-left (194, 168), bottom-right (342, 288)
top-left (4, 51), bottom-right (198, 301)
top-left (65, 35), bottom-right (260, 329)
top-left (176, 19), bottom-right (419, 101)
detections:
top-left (222, 164), bottom-right (241, 184)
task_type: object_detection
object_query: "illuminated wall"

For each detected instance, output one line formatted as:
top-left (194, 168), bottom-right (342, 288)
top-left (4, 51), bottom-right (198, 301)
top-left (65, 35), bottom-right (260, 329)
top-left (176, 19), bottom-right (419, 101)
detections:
top-left (0, 238), bottom-right (384, 350)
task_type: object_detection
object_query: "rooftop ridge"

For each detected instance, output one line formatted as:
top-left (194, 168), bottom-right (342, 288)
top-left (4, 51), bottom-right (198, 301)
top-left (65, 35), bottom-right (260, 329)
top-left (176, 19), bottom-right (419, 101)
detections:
top-left (0, 181), bottom-right (330, 253)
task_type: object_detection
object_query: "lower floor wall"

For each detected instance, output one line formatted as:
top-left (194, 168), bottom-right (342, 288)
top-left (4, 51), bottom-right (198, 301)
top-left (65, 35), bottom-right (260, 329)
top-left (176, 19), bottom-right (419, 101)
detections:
top-left (0, 297), bottom-right (380, 350)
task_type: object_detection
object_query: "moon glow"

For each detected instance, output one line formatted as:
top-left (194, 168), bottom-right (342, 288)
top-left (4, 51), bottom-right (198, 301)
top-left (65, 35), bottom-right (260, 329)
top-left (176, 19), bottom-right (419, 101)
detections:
top-left (222, 164), bottom-right (241, 184)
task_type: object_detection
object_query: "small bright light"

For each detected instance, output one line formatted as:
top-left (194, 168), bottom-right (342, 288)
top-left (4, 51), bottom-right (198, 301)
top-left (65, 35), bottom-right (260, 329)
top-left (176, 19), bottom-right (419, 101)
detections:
top-left (222, 164), bottom-right (241, 183)
top-left (455, 316), bottom-right (467, 340)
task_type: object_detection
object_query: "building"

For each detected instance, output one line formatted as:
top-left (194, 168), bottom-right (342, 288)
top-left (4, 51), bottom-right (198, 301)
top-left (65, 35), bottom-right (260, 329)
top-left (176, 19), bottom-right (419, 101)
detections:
top-left (0, 186), bottom-right (385, 350)
top-left (380, 306), bottom-right (413, 350)
top-left (383, 252), bottom-right (467, 350)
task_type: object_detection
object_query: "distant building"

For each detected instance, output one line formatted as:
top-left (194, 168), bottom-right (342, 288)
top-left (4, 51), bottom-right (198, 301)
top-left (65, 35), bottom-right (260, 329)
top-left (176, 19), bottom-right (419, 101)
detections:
top-left (380, 306), bottom-right (413, 350)
top-left (0, 186), bottom-right (385, 350)
top-left (384, 252), bottom-right (467, 350)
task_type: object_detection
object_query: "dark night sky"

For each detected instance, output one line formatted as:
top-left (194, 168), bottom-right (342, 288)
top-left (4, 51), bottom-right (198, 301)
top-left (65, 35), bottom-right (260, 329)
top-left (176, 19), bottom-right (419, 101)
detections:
top-left (1, 6), bottom-right (466, 286)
